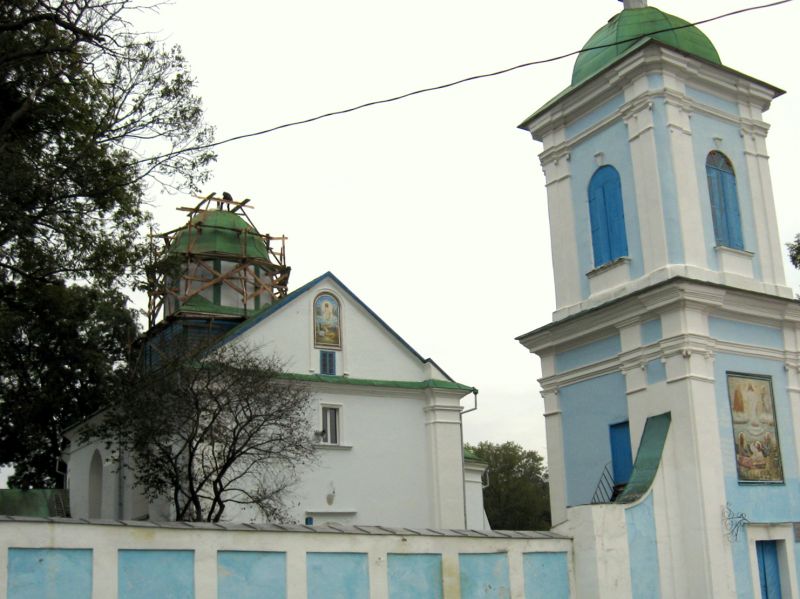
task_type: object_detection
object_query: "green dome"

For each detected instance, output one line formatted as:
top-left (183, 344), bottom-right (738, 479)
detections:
top-left (572, 6), bottom-right (721, 85)
top-left (170, 210), bottom-right (269, 260)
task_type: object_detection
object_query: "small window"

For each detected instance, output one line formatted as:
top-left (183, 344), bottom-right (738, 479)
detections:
top-left (321, 406), bottom-right (339, 444)
top-left (706, 151), bottom-right (744, 250)
top-left (588, 165), bottom-right (628, 267)
top-left (320, 350), bottom-right (336, 375)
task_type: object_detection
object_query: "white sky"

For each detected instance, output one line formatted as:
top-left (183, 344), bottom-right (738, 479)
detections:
top-left (139, 0), bottom-right (800, 461)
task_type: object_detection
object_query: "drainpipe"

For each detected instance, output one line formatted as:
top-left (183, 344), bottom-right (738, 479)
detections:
top-left (118, 447), bottom-right (126, 519)
top-left (460, 388), bottom-right (478, 528)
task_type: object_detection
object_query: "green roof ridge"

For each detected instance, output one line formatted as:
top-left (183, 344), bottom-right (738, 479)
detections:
top-left (280, 372), bottom-right (475, 393)
top-left (572, 6), bottom-right (720, 85)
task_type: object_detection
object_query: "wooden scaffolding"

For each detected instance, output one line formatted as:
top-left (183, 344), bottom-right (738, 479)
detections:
top-left (146, 193), bottom-right (291, 328)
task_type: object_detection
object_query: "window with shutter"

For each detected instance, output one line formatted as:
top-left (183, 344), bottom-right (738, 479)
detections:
top-left (588, 165), bottom-right (628, 267)
top-left (320, 350), bottom-right (336, 375)
top-left (706, 151), bottom-right (744, 250)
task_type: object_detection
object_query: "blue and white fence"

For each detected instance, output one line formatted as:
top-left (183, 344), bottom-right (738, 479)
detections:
top-left (0, 517), bottom-right (572, 599)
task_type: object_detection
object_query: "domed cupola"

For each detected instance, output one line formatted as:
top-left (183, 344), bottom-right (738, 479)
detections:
top-left (572, 0), bottom-right (720, 85)
top-left (147, 192), bottom-right (291, 328)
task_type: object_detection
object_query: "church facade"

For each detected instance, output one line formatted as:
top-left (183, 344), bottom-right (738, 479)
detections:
top-left (517, 1), bottom-right (800, 597)
top-left (63, 197), bottom-right (488, 531)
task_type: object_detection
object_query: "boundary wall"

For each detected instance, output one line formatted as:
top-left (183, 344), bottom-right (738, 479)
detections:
top-left (0, 517), bottom-right (573, 599)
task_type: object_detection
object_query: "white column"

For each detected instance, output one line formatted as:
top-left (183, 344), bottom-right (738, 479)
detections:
top-left (424, 390), bottom-right (467, 529)
top-left (541, 148), bottom-right (580, 313)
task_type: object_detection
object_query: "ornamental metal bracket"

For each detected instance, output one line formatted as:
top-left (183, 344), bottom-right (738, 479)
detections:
top-left (722, 503), bottom-right (749, 542)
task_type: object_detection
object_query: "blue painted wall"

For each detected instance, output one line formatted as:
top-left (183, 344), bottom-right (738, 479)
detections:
top-left (646, 359), bottom-right (666, 385)
top-left (713, 351), bottom-right (800, 598)
top-left (641, 317), bottom-right (663, 346)
top-left (7, 548), bottom-right (92, 599)
top-left (685, 86), bottom-right (739, 116)
top-left (555, 334), bottom-right (621, 373)
top-left (218, 551), bottom-right (286, 599)
top-left (560, 372), bottom-right (629, 506)
top-left (625, 494), bottom-right (661, 599)
top-left (118, 550), bottom-right (194, 599)
top-left (710, 317), bottom-right (783, 350)
top-left (388, 553), bottom-right (442, 599)
top-left (689, 111), bottom-right (761, 279)
top-left (459, 553), bottom-right (511, 599)
top-left (566, 94), bottom-right (625, 140)
top-left (570, 120), bottom-right (643, 299)
top-left (522, 552), bottom-right (570, 599)
top-left (307, 552), bottom-right (369, 599)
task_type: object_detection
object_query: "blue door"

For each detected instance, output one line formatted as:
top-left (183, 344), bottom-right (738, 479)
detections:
top-left (609, 421), bottom-right (633, 485)
top-left (756, 541), bottom-right (783, 599)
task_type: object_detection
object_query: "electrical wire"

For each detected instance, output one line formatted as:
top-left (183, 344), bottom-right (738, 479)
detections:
top-left (139, 0), bottom-right (794, 163)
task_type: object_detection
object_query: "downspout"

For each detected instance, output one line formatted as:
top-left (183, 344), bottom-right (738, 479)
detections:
top-left (118, 447), bottom-right (126, 519)
top-left (460, 388), bottom-right (478, 528)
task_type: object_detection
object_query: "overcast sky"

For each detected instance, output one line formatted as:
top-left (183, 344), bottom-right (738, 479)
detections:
top-left (133, 0), bottom-right (800, 460)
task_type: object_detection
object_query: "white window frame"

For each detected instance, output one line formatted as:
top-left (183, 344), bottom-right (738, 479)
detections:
top-left (319, 403), bottom-right (342, 446)
top-left (746, 524), bottom-right (798, 599)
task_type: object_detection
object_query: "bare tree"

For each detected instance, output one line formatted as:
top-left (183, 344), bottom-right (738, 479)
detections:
top-left (88, 344), bottom-right (316, 522)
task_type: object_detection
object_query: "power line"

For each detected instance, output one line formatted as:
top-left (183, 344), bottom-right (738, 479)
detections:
top-left (139, 0), bottom-right (793, 163)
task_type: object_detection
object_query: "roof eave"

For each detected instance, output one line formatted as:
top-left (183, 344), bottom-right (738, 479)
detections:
top-left (518, 37), bottom-right (785, 134)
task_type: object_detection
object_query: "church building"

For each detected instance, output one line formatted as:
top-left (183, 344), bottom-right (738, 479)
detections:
top-left (63, 194), bottom-right (488, 531)
top-left (518, 0), bottom-right (800, 597)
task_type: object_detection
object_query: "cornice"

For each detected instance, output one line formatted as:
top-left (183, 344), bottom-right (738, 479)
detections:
top-left (519, 277), bottom-right (800, 355)
top-left (528, 43), bottom-right (782, 143)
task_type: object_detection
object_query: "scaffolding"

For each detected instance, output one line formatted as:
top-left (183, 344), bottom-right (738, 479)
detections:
top-left (146, 192), bottom-right (291, 328)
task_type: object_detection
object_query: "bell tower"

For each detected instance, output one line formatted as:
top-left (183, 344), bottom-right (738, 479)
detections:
top-left (518, 3), bottom-right (800, 598)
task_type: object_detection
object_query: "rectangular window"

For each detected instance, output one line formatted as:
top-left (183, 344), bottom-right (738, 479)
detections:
top-left (320, 350), bottom-right (336, 375)
top-left (321, 406), bottom-right (339, 445)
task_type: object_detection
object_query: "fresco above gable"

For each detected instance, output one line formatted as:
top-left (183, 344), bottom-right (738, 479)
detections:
top-left (728, 373), bottom-right (783, 483)
top-left (314, 292), bottom-right (341, 348)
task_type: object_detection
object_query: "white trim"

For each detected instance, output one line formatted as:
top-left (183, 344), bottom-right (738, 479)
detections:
top-left (746, 523), bottom-right (799, 599)
top-left (318, 402), bottom-right (343, 446)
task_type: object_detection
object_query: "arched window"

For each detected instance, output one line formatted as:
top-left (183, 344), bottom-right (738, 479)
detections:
top-left (588, 165), bottom-right (628, 267)
top-left (706, 151), bottom-right (743, 250)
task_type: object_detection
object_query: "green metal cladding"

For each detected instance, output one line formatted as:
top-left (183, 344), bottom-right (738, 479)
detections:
top-left (170, 210), bottom-right (269, 260)
top-left (572, 6), bottom-right (721, 85)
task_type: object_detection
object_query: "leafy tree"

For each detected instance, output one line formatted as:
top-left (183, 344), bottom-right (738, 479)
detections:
top-left (86, 345), bottom-right (316, 523)
top-left (466, 441), bottom-right (550, 530)
top-left (0, 0), bottom-right (215, 486)
top-left (0, 282), bottom-right (138, 488)
top-left (787, 235), bottom-right (800, 270)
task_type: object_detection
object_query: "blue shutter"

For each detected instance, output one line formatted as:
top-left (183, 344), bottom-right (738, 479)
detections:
top-left (756, 541), bottom-right (783, 599)
top-left (320, 351), bottom-right (336, 375)
top-left (721, 170), bottom-right (744, 250)
top-left (589, 179), bottom-right (610, 266)
top-left (589, 166), bottom-right (627, 267)
top-left (707, 167), bottom-right (728, 246)
top-left (706, 152), bottom-right (744, 250)
top-left (603, 177), bottom-right (628, 260)
top-left (609, 421), bottom-right (634, 485)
